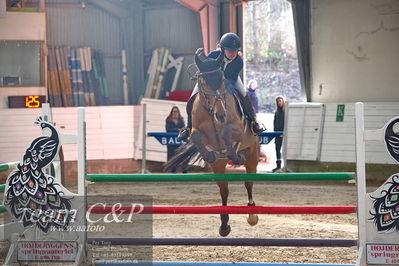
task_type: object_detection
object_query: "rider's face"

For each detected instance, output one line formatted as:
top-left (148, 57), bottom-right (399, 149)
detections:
top-left (224, 49), bottom-right (238, 60)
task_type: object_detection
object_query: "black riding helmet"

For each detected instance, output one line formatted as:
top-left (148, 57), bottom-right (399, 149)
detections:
top-left (220, 33), bottom-right (241, 51)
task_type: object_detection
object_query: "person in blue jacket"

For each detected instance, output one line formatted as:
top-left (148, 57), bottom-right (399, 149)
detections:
top-left (178, 32), bottom-right (264, 141)
top-left (165, 106), bottom-right (187, 173)
top-left (247, 79), bottom-right (259, 113)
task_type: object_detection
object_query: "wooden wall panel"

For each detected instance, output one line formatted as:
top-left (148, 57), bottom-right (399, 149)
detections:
top-left (0, 106), bottom-right (136, 163)
top-left (0, 108), bottom-right (42, 162)
top-left (1, 101), bottom-right (397, 166)
top-left (286, 104), bottom-right (324, 160)
top-left (317, 103), bottom-right (398, 164)
top-left (286, 102), bottom-right (399, 164)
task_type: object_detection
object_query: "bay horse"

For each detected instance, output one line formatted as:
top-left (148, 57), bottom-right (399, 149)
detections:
top-left (165, 48), bottom-right (259, 237)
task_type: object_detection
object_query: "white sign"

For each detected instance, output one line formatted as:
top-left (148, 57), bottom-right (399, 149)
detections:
top-left (18, 241), bottom-right (78, 262)
top-left (367, 244), bottom-right (399, 264)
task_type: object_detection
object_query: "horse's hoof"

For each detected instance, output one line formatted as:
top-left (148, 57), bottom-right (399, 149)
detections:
top-left (204, 151), bottom-right (217, 163)
top-left (230, 154), bottom-right (245, 165)
top-left (230, 156), bottom-right (240, 165)
top-left (247, 214), bottom-right (259, 226)
top-left (219, 225), bottom-right (231, 237)
top-left (238, 154), bottom-right (245, 165)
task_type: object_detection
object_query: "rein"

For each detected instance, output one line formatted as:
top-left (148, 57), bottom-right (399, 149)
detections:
top-left (197, 67), bottom-right (222, 77)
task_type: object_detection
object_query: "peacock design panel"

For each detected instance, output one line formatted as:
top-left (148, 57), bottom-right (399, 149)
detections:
top-left (369, 174), bottom-right (399, 232)
top-left (384, 117), bottom-right (399, 163)
top-left (3, 117), bottom-right (74, 233)
top-left (369, 116), bottom-right (399, 232)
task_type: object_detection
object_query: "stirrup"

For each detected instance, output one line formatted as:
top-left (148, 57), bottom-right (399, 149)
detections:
top-left (177, 127), bottom-right (191, 141)
top-left (251, 121), bottom-right (265, 135)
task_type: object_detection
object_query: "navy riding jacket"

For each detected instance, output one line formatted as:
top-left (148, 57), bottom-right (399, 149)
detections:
top-left (207, 50), bottom-right (243, 84)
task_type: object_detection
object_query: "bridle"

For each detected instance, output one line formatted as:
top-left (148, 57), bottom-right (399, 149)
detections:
top-left (197, 67), bottom-right (228, 149)
top-left (197, 68), bottom-right (227, 117)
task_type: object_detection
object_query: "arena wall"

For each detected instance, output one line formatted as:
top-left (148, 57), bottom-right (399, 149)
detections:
top-left (310, 0), bottom-right (399, 102)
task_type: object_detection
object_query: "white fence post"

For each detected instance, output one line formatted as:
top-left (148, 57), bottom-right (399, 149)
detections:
top-left (355, 102), bottom-right (367, 265)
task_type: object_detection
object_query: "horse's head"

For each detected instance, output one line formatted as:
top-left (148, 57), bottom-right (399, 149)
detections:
top-left (195, 48), bottom-right (224, 91)
top-left (195, 49), bottom-right (227, 124)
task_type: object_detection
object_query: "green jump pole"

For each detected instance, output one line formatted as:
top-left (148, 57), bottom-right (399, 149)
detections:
top-left (0, 162), bottom-right (18, 173)
top-left (87, 172), bottom-right (355, 183)
top-left (0, 184), bottom-right (5, 193)
top-left (0, 163), bottom-right (10, 172)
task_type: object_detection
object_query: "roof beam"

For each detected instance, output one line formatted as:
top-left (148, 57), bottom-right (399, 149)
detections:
top-left (88, 0), bottom-right (129, 18)
top-left (176, 0), bottom-right (220, 54)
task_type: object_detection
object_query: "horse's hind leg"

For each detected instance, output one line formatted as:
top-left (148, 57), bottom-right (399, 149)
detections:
top-left (221, 125), bottom-right (245, 165)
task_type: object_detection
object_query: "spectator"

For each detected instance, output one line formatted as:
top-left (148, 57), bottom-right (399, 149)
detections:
top-left (273, 96), bottom-right (285, 172)
top-left (247, 79), bottom-right (269, 162)
top-left (246, 79), bottom-right (259, 113)
top-left (165, 106), bottom-right (187, 173)
top-left (9, 0), bottom-right (22, 7)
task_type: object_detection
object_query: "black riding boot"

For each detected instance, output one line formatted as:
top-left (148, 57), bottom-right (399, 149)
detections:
top-left (177, 94), bottom-right (196, 141)
top-left (242, 95), bottom-right (265, 135)
top-left (272, 159), bottom-right (282, 172)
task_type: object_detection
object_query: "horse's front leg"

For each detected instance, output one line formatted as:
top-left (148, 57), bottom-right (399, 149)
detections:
top-left (244, 147), bottom-right (259, 226)
top-left (190, 130), bottom-right (217, 163)
top-left (216, 181), bottom-right (231, 237)
top-left (221, 125), bottom-right (245, 165)
top-left (245, 181), bottom-right (258, 226)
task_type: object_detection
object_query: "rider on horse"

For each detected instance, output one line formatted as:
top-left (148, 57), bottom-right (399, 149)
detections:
top-left (178, 32), bottom-right (265, 141)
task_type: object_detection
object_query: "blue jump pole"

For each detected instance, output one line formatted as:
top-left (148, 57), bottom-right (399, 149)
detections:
top-left (88, 238), bottom-right (357, 247)
top-left (95, 261), bottom-right (355, 266)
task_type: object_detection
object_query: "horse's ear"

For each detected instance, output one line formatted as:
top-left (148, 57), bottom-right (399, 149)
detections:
top-left (216, 50), bottom-right (224, 66)
top-left (195, 48), bottom-right (205, 57)
top-left (195, 49), bottom-right (205, 70)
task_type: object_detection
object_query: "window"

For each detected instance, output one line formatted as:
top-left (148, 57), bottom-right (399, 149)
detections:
top-left (0, 41), bottom-right (43, 87)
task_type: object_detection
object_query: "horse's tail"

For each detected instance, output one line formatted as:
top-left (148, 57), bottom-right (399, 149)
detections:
top-left (164, 141), bottom-right (200, 172)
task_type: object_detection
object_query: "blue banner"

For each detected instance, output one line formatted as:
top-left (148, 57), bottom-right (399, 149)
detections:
top-left (148, 132), bottom-right (283, 146)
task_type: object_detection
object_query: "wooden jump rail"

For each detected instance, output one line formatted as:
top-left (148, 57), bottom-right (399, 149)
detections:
top-left (86, 172), bottom-right (355, 182)
top-left (88, 237), bottom-right (357, 247)
top-left (0, 162), bottom-right (18, 173)
top-left (0, 202), bottom-right (357, 215)
top-left (0, 163), bottom-right (16, 213)
top-left (88, 205), bottom-right (357, 215)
